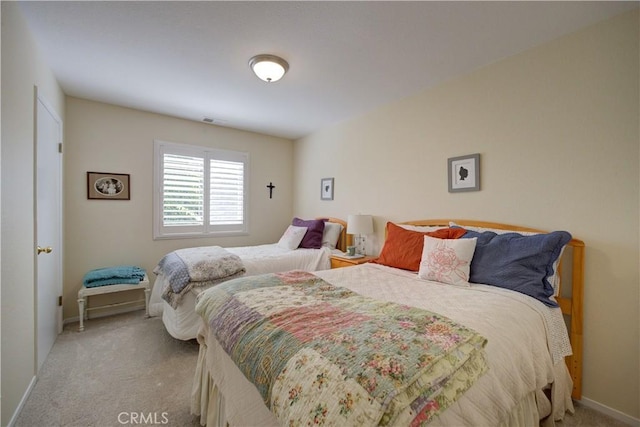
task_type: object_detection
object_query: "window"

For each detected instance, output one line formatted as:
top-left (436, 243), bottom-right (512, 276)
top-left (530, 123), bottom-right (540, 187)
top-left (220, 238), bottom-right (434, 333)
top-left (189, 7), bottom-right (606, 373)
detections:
top-left (154, 140), bottom-right (249, 239)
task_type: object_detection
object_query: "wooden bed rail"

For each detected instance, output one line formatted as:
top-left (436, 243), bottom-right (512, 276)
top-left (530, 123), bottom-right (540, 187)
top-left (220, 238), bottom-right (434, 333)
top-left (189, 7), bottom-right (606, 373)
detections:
top-left (559, 239), bottom-right (584, 400)
top-left (399, 219), bottom-right (584, 400)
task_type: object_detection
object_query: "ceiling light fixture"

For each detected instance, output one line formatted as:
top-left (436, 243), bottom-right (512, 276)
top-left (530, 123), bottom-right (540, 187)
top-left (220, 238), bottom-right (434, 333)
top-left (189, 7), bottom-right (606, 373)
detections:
top-left (249, 54), bottom-right (289, 83)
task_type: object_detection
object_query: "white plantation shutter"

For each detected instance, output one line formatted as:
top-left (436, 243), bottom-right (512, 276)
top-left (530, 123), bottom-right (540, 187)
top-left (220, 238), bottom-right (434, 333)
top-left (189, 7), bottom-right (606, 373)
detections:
top-left (163, 154), bottom-right (204, 226)
top-left (210, 159), bottom-right (244, 225)
top-left (154, 140), bottom-right (249, 238)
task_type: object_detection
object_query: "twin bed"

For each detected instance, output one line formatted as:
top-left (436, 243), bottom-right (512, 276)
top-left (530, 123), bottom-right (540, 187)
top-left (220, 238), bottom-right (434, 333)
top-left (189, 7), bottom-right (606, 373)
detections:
top-left (188, 219), bottom-right (584, 427)
top-left (149, 218), bottom-right (350, 340)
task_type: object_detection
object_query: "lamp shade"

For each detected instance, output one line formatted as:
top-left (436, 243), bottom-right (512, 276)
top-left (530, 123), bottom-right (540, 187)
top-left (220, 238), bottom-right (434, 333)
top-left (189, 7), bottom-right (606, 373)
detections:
top-left (249, 54), bottom-right (289, 83)
top-left (347, 214), bottom-right (373, 235)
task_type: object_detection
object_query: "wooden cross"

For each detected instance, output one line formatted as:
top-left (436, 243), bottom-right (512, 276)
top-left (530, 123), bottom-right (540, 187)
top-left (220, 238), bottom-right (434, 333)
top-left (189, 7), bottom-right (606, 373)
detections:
top-left (267, 182), bottom-right (275, 199)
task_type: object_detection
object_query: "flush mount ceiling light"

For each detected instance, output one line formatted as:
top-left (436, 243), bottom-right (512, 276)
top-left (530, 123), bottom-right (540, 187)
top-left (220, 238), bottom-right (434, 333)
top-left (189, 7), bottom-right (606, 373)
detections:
top-left (249, 54), bottom-right (289, 83)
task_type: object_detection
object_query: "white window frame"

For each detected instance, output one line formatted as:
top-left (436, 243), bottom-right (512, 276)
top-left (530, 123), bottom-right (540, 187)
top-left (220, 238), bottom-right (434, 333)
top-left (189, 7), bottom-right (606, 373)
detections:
top-left (153, 139), bottom-right (249, 239)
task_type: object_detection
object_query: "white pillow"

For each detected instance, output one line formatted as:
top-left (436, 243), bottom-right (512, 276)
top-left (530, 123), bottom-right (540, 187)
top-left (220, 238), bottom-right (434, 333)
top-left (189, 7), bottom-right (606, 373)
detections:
top-left (418, 235), bottom-right (477, 287)
top-left (448, 221), bottom-right (538, 236)
top-left (277, 225), bottom-right (308, 250)
top-left (322, 222), bottom-right (343, 249)
top-left (399, 224), bottom-right (445, 233)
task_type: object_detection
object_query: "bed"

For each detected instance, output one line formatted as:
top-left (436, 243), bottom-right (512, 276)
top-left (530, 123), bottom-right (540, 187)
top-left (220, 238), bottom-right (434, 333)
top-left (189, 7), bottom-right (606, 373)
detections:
top-left (190, 219), bottom-right (584, 426)
top-left (149, 217), bottom-right (350, 340)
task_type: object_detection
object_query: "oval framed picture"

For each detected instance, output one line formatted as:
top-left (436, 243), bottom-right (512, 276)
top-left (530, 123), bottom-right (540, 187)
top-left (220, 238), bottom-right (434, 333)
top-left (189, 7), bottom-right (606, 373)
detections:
top-left (87, 171), bottom-right (130, 200)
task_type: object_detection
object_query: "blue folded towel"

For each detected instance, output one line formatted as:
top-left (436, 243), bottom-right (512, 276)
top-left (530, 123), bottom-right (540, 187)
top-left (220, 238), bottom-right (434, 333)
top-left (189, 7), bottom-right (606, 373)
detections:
top-left (83, 266), bottom-right (146, 288)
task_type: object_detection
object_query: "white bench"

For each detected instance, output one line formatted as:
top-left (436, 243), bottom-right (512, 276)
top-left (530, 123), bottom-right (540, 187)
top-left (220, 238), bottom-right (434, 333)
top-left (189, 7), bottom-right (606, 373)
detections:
top-left (77, 275), bottom-right (150, 331)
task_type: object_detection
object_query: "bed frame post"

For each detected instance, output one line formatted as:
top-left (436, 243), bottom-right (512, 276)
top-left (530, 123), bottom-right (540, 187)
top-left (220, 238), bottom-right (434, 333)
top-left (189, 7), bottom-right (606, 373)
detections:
top-left (567, 241), bottom-right (584, 400)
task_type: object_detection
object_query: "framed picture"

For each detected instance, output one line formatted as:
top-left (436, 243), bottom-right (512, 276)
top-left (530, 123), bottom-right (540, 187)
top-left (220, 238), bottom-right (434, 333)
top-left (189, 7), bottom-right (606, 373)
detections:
top-left (320, 177), bottom-right (334, 200)
top-left (448, 154), bottom-right (480, 193)
top-left (87, 171), bottom-right (130, 200)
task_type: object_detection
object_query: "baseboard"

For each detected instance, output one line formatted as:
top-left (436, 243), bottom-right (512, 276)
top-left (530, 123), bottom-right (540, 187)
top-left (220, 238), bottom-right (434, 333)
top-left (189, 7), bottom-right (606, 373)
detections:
top-left (580, 396), bottom-right (640, 426)
top-left (7, 375), bottom-right (37, 427)
top-left (63, 303), bottom-right (145, 325)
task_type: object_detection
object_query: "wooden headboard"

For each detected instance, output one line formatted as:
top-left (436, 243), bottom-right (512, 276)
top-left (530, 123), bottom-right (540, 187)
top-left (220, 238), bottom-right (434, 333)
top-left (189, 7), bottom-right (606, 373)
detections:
top-left (399, 219), bottom-right (585, 400)
top-left (320, 217), bottom-right (352, 252)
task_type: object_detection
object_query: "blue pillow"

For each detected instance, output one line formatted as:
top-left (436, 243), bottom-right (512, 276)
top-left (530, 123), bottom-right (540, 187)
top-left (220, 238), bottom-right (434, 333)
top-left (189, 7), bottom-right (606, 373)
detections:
top-left (461, 230), bottom-right (572, 306)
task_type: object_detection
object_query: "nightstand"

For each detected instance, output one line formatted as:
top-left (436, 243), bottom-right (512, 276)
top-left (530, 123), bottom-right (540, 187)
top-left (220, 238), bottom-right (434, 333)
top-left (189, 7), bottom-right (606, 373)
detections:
top-left (330, 255), bottom-right (376, 269)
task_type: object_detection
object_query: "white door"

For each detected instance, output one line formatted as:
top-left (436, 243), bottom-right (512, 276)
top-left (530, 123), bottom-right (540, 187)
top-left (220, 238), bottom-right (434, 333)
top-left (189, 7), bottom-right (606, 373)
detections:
top-left (35, 90), bottom-right (63, 372)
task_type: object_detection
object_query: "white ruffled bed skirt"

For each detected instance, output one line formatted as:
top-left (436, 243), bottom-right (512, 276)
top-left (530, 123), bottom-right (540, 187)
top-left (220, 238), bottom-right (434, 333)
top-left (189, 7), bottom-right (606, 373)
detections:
top-left (190, 328), bottom-right (574, 427)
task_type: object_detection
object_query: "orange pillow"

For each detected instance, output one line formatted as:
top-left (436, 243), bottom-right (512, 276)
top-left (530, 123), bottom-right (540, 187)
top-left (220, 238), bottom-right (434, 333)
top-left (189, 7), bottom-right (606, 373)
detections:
top-left (373, 222), bottom-right (467, 271)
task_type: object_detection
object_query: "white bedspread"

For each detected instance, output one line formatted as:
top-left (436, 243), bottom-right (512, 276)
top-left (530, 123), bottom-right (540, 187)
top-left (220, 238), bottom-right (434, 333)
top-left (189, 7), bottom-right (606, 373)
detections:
top-left (192, 263), bottom-right (574, 426)
top-left (227, 244), bottom-right (332, 275)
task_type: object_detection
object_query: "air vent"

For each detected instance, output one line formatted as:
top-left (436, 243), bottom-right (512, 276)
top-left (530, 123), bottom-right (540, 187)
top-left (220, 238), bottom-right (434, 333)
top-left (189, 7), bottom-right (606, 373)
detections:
top-left (202, 117), bottom-right (229, 126)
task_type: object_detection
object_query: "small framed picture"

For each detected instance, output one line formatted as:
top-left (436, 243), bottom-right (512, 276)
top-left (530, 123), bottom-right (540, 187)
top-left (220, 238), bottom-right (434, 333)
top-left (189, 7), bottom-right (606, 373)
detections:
top-left (87, 171), bottom-right (130, 200)
top-left (448, 154), bottom-right (480, 193)
top-left (320, 177), bottom-right (334, 200)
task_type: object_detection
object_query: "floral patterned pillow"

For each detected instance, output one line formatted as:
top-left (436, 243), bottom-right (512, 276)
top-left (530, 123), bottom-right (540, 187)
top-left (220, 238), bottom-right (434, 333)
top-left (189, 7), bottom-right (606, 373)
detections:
top-left (418, 235), bottom-right (477, 287)
top-left (277, 225), bottom-right (308, 250)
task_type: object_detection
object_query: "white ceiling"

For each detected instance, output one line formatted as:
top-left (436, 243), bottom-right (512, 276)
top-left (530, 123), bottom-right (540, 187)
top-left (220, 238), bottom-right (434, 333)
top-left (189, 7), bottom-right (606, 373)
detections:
top-left (19, 1), bottom-right (637, 140)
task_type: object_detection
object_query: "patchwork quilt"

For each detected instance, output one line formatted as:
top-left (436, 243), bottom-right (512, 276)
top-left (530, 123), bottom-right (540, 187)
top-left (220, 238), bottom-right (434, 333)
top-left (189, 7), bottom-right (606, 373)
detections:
top-left (196, 270), bottom-right (488, 426)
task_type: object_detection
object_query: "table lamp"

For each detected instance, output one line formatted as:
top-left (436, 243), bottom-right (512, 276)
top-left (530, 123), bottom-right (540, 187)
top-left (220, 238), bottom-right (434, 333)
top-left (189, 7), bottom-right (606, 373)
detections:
top-left (347, 214), bottom-right (373, 255)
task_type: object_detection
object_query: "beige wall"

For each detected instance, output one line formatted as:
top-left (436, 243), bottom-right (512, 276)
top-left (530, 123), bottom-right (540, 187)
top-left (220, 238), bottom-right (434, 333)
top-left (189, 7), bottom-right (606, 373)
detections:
top-left (63, 98), bottom-right (294, 319)
top-left (1, 2), bottom-right (66, 425)
top-left (294, 10), bottom-right (639, 420)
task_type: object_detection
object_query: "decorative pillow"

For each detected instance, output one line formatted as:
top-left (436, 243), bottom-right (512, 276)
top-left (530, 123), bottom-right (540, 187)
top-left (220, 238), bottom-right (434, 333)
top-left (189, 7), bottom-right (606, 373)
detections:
top-left (322, 222), bottom-right (344, 249)
top-left (418, 236), bottom-right (477, 287)
top-left (292, 218), bottom-right (325, 249)
top-left (373, 222), bottom-right (467, 271)
top-left (460, 229), bottom-right (572, 306)
top-left (277, 225), bottom-right (308, 250)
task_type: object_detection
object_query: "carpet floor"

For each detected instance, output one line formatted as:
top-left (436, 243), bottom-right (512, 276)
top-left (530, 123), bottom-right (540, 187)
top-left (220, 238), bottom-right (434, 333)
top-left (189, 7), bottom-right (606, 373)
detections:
top-left (15, 310), bottom-right (629, 427)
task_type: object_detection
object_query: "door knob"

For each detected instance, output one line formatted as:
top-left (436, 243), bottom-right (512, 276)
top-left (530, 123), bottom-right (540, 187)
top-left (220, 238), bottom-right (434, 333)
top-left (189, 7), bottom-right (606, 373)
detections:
top-left (37, 246), bottom-right (53, 255)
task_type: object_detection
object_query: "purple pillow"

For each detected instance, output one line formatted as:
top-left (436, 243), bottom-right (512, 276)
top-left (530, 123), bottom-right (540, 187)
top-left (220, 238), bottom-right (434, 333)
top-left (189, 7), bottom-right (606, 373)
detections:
top-left (292, 218), bottom-right (325, 249)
